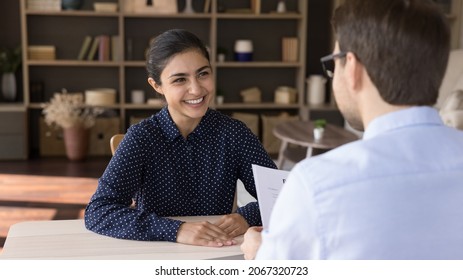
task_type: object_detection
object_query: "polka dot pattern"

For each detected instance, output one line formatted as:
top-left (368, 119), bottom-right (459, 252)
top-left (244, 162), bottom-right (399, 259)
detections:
top-left (85, 107), bottom-right (277, 242)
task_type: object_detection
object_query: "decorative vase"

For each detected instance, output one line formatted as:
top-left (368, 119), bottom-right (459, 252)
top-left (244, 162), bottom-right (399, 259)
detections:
top-left (216, 95), bottom-right (224, 105)
top-left (1, 72), bottom-right (17, 102)
top-left (277, 0), bottom-right (286, 13)
top-left (313, 127), bottom-right (324, 141)
top-left (63, 125), bottom-right (90, 161)
top-left (62, 0), bottom-right (83, 10)
top-left (217, 53), bottom-right (226, 62)
top-left (183, 0), bottom-right (195, 13)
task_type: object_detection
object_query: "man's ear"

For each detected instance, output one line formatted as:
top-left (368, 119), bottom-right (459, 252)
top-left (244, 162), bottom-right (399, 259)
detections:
top-left (344, 52), bottom-right (363, 93)
top-left (148, 77), bottom-right (163, 95)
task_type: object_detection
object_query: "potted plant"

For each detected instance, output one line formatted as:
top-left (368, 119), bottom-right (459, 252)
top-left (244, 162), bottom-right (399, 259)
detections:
top-left (0, 46), bottom-right (21, 101)
top-left (313, 118), bottom-right (327, 141)
top-left (42, 89), bottom-right (103, 161)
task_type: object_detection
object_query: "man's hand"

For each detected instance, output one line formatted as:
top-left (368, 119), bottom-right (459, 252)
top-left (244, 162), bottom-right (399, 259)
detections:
top-left (240, 226), bottom-right (263, 260)
top-left (214, 213), bottom-right (250, 237)
top-left (176, 221), bottom-right (236, 247)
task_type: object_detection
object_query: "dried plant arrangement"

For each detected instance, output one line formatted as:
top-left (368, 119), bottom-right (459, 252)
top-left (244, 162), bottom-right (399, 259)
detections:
top-left (42, 89), bottom-right (103, 129)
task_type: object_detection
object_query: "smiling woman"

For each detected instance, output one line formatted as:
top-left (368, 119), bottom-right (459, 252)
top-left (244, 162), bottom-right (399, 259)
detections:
top-left (84, 29), bottom-right (277, 248)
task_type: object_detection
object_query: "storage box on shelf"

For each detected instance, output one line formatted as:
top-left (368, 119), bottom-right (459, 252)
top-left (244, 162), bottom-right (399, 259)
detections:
top-left (39, 117), bottom-right (120, 156)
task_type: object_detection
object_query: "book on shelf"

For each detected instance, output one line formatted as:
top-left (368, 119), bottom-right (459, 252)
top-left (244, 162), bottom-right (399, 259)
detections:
top-left (204, 0), bottom-right (211, 13)
top-left (98, 35), bottom-right (111, 61)
top-left (251, 0), bottom-right (261, 15)
top-left (77, 36), bottom-right (93, 60)
top-left (111, 35), bottom-right (121, 62)
top-left (87, 36), bottom-right (100, 61)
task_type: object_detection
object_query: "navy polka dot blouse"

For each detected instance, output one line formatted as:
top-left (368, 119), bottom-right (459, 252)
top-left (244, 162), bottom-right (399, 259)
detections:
top-left (84, 107), bottom-right (277, 242)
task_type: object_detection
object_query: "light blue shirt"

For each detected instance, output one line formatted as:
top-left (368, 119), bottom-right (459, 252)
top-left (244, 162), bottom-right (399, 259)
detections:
top-left (257, 107), bottom-right (463, 259)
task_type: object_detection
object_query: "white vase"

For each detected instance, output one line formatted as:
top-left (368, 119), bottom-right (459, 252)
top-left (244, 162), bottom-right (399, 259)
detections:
top-left (217, 53), bottom-right (226, 62)
top-left (277, 0), bottom-right (286, 13)
top-left (313, 127), bottom-right (324, 141)
top-left (216, 95), bottom-right (224, 105)
top-left (2, 72), bottom-right (17, 102)
top-left (306, 75), bottom-right (327, 105)
top-left (183, 0), bottom-right (195, 13)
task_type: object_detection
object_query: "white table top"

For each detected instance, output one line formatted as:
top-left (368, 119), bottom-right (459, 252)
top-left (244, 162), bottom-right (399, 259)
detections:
top-left (0, 216), bottom-right (244, 260)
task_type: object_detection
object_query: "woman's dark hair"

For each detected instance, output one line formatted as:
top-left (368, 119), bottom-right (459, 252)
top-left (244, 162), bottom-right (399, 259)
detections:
top-left (146, 29), bottom-right (210, 85)
top-left (333, 0), bottom-right (450, 105)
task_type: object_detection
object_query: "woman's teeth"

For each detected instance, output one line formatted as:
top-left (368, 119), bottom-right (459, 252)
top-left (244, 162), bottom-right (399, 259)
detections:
top-left (185, 97), bottom-right (204, 104)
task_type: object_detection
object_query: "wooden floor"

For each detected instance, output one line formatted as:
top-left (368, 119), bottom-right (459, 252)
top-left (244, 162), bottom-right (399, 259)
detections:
top-left (0, 157), bottom-right (110, 252)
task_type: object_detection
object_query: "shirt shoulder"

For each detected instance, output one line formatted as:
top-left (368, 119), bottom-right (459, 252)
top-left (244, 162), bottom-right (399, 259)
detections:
top-left (124, 115), bottom-right (168, 148)
top-left (203, 109), bottom-right (252, 136)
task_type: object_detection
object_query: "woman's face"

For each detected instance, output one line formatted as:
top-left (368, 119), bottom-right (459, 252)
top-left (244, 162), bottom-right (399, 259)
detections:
top-left (149, 50), bottom-right (214, 129)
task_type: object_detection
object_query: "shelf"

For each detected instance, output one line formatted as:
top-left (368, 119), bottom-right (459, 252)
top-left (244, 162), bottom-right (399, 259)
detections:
top-left (125, 61), bottom-right (302, 68)
top-left (123, 12), bottom-right (212, 19)
top-left (27, 60), bottom-right (121, 67)
top-left (216, 61), bottom-right (302, 68)
top-left (216, 12), bottom-right (302, 19)
top-left (123, 104), bottom-right (165, 110)
top-left (303, 103), bottom-right (339, 111)
top-left (26, 10), bottom-right (119, 17)
top-left (0, 104), bottom-right (27, 112)
top-left (28, 103), bottom-right (121, 110)
top-left (213, 103), bottom-right (338, 110)
top-left (214, 103), bottom-right (300, 109)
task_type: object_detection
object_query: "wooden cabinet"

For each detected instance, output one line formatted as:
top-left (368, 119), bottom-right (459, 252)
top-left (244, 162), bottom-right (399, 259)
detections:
top-left (18, 0), bottom-right (336, 157)
top-left (0, 108), bottom-right (27, 160)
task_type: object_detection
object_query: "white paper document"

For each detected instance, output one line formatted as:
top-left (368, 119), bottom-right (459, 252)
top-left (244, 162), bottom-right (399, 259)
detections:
top-left (252, 164), bottom-right (290, 229)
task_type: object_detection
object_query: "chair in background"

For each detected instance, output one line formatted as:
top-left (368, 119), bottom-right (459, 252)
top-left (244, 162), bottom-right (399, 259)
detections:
top-left (110, 134), bottom-right (125, 155)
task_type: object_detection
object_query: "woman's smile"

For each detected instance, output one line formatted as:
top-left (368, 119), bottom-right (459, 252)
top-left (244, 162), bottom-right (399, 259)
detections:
top-left (184, 96), bottom-right (205, 105)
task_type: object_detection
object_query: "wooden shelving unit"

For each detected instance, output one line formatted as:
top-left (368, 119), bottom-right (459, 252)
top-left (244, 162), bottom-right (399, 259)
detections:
top-left (16, 0), bottom-right (337, 157)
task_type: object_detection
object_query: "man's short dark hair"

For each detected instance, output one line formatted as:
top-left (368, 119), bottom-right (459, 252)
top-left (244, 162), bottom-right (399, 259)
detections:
top-left (333, 0), bottom-right (450, 106)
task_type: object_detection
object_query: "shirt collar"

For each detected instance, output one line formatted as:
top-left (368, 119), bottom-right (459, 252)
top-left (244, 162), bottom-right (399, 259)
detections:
top-left (363, 106), bottom-right (443, 140)
top-left (155, 107), bottom-right (215, 142)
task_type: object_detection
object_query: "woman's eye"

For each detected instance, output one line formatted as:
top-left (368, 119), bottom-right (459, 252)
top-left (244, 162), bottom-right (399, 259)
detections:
top-left (172, 77), bottom-right (186, 84)
top-left (198, 71), bottom-right (210, 79)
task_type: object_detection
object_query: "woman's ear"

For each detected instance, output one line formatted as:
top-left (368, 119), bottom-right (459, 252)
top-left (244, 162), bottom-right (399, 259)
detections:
top-left (148, 77), bottom-right (163, 95)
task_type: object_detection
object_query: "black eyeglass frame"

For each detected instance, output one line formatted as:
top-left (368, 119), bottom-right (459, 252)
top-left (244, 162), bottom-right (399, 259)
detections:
top-left (320, 52), bottom-right (347, 79)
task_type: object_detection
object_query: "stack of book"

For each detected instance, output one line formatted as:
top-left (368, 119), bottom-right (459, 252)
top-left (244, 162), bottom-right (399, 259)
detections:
top-left (28, 45), bottom-right (56, 60)
top-left (27, 0), bottom-right (61, 11)
top-left (77, 35), bottom-right (121, 61)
